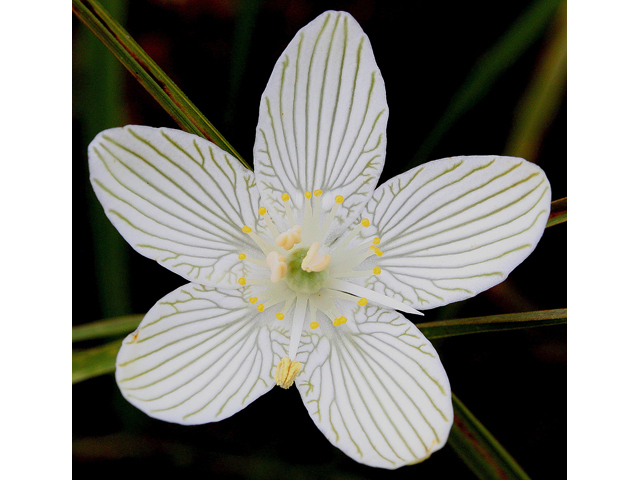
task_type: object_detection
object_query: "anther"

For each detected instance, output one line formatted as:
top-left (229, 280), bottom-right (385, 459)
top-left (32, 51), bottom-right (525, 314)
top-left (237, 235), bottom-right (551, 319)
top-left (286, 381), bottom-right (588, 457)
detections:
top-left (358, 298), bottom-right (368, 306)
top-left (301, 242), bottom-right (331, 272)
top-left (305, 191), bottom-right (312, 199)
top-left (275, 225), bottom-right (302, 250)
top-left (275, 357), bottom-right (301, 389)
top-left (369, 246), bottom-right (383, 257)
top-left (249, 297), bottom-right (258, 304)
top-left (335, 195), bottom-right (344, 204)
top-left (242, 226), bottom-right (252, 233)
top-left (238, 253), bottom-right (247, 260)
top-left (314, 190), bottom-right (322, 197)
top-left (276, 312), bottom-right (285, 320)
top-left (266, 251), bottom-right (287, 283)
top-left (257, 304), bottom-right (265, 312)
top-left (281, 193), bottom-right (290, 202)
top-left (373, 266), bottom-right (382, 275)
top-left (333, 318), bottom-right (341, 326)
top-left (361, 218), bottom-right (370, 227)
top-left (258, 206), bottom-right (267, 215)
top-left (310, 321), bottom-right (319, 329)
top-left (373, 237), bottom-right (381, 245)
top-left (238, 278), bottom-right (247, 286)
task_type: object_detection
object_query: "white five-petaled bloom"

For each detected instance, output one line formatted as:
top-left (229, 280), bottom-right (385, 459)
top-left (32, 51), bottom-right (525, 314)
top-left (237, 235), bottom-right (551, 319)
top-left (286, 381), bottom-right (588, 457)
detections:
top-left (88, 11), bottom-right (551, 469)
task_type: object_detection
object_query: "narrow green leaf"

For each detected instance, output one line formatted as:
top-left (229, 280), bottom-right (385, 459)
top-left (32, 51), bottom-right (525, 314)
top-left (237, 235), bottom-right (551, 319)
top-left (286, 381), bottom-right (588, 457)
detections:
top-left (72, 339), bottom-right (123, 384)
top-left (546, 197), bottom-right (567, 228)
top-left (72, 314), bottom-right (143, 342)
top-left (407, 0), bottom-right (563, 169)
top-left (417, 308), bottom-right (566, 339)
top-left (72, 0), bottom-right (250, 169)
top-left (504, 2), bottom-right (567, 161)
top-left (449, 393), bottom-right (532, 480)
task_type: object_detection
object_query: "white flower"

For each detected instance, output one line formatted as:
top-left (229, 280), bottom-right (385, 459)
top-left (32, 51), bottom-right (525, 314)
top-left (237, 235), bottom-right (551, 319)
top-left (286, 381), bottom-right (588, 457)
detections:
top-left (88, 11), bottom-right (551, 469)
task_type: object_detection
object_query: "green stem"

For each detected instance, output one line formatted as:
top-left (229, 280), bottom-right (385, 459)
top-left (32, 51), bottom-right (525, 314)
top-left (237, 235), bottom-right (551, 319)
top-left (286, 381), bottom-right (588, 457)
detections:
top-left (72, 0), bottom-right (250, 169)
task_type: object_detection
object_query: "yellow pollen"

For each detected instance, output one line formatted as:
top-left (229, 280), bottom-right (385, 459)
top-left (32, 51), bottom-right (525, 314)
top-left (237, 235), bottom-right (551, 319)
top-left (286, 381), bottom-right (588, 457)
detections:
top-left (249, 297), bottom-right (258, 304)
top-left (282, 193), bottom-right (290, 202)
top-left (333, 318), bottom-right (341, 326)
top-left (242, 226), bottom-right (252, 233)
top-left (258, 206), bottom-right (267, 215)
top-left (310, 321), bottom-right (319, 329)
top-left (305, 191), bottom-right (312, 199)
top-left (340, 316), bottom-right (347, 325)
top-left (314, 189), bottom-right (322, 197)
top-left (358, 298), bottom-right (368, 306)
top-left (373, 266), bottom-right (382, 275)
top-left (335, 195), bottom-right (344, 204)
top-left (238, 253), bottom-right (247, 260)
top-left (275, 357), bottom-right (301, 389)
top-left (369, 246), bottom-right (383, 257)
top-left (373, 237), bottom-right (381, 245)
top-left (238, 278), bottom-right (247, 285)
top-left (257, 304), bottom-right (265, 312)
top-left (276, 312), bottom-right (285, 320)
top-left (361, 218), bottom-right (370, 227)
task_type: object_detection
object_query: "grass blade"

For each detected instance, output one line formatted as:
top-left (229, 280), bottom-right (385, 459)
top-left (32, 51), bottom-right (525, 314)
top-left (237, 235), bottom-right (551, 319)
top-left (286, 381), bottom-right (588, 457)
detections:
top-left (72, 339), bottom-right (122, 384)
top-left (73, 314), bottom-right (143, 342)
top-left (546, 197), bottom-right (567, 228)
top-left (449, 393), bottom-right (532, 480)
top-left (417, 308), bottom-right (566, 339)
top-left (407, 0), bottom-right (562, 169)
top-left (72, 0), bottom-right (249, 169)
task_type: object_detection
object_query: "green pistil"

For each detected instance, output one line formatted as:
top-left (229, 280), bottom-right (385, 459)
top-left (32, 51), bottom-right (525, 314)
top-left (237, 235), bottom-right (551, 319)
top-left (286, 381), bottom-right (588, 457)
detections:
top-left (285, 248), bottom-right (327, 294)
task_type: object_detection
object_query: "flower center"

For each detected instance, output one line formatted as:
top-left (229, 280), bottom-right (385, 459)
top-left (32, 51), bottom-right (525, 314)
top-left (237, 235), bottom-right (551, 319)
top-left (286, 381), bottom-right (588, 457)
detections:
top-left (285, 247), bottom-right (328, 294)
top-left (237, 190), bottom-right (423, 388)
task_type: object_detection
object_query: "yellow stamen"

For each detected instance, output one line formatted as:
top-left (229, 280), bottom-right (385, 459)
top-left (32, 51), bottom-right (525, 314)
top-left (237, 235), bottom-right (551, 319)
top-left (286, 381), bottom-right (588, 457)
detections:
top-left (373, 237), bottom-right (381, 245)
top-left (369, 246), bottom-right (383, 257)
top-left (358, 298), bottom-right (368, 306)
top-left (305, 191), bottom-right (312, 199)
top-left (275, 357), bottom-right (301, 389)
top-left (339, 316), bottom-right (347, 325)
top-left (276, 312), bottom-right (285, 320)
top-left (373, 266), bottom-right (381, 275)
top-left (238, 253), bottom-right (246, 260)
top-left (238, 278), bottom-right (247, 286)
top-left (310, 321), bottom-right (319, 329)
top-left (257, 304), bottom-right (265, 312)
top-left (313, 190), bottom-right (322, 197)
top-left (361, 218), bottom-right (370, 227)
top-left (258, 206), bottom-right (267, 215)
top-left (333, 318), bottom-right (341, 326)
top-left (249, 297), bottom-right (258, 304)
top-left (281, 193), bottom-right (290, 202)
top-left (242, 226), bottom-right (252, 233)
top-left (335, 195), bottom-right (344, 204)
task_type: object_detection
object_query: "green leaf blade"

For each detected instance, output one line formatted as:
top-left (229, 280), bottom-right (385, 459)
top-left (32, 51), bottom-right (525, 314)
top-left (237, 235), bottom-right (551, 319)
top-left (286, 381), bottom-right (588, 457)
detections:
top-left (417, 308), bottom-right (566, 339)
top-left (72, 314), bottom-right (143, 342)
top-left (449, 393), bottom-right (532, 480)
top-left (72, 339), bottom-right (123, 384)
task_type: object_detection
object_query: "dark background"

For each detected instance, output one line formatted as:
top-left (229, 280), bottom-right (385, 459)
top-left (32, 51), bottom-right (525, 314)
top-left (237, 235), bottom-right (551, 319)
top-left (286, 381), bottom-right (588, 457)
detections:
top-left (73, 0), bottom-right (567, 478)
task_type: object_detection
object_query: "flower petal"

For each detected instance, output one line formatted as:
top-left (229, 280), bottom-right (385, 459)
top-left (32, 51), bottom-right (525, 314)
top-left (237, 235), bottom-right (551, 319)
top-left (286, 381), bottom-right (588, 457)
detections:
top-left (89, 125), bottom-right (264, 288)
top-left (360, 156), bottom-right (551, 309)
top-left (254, 11), bottom-right (387, 236)
top-left (295, 303), bottom-right (452, 469)
top-left (116, 283), bottom-right (279, 424)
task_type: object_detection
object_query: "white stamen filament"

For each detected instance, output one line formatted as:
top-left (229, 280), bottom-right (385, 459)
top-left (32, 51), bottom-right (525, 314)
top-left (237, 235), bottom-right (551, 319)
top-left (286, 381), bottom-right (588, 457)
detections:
top-left (326, 278), bottom-right (423, 316)
top-left (288, 294), bottom-right (309, 360)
